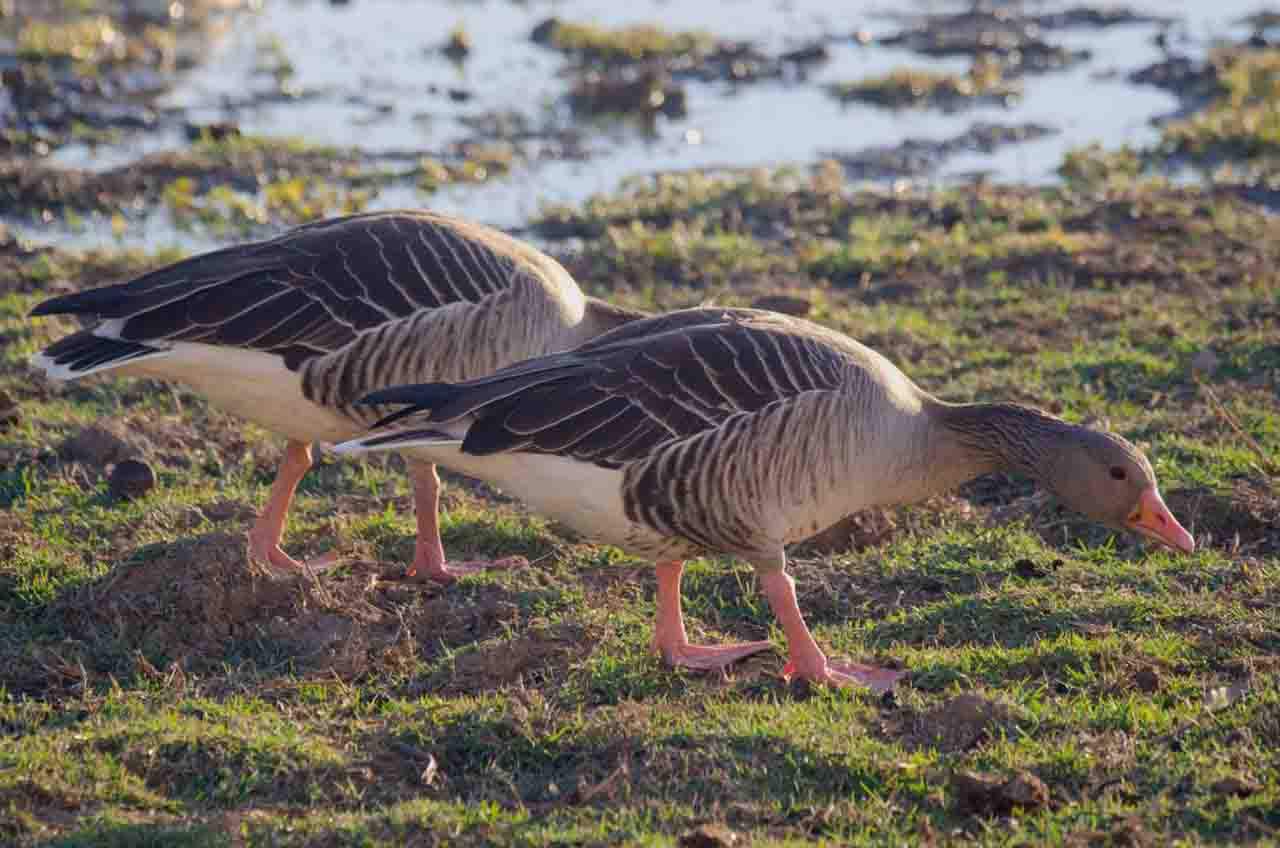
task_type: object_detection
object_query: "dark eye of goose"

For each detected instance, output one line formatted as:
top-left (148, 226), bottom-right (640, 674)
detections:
top-left (1109, 466), bottom-right (1127, 481)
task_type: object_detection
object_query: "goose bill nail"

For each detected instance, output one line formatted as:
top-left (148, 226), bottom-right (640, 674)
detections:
top-left (1126, 487), bottom-right (1195, 553)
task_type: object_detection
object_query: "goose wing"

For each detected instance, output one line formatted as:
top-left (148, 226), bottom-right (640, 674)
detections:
top-left (30, 211), bottom-right (542, 369)
top-left (362, 310), bottom-right (857, 468)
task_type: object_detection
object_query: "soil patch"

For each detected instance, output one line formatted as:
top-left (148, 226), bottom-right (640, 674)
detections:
top-left (3, 532), bottom-right (594, 697)
top-left (883, 692), bottom-right (1027, 753)
top-left (434, 621), bottom-right (596, 693)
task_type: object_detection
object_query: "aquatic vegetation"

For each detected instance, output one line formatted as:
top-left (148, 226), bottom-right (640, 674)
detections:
top-left (1160, 48), bottom-right (1280, 159)
top-left (1057, 143), bottom-right (1145, 187)
top-left (15, 15), bottom-right (174, 66)
top-left (532, 18), bottom-right (716, 64)
top-left (828, 60), bottom-right (1020, 110)
top-left (163, 175), bottom-right (369, 235)
top-left (415, 146), bottom-right (515, 193)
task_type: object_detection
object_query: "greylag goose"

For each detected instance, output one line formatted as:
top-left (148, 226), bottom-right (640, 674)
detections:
top-left (29, 211), bottom-right (644, 579)
top-left (335, 307), bottom-right (1194, 691)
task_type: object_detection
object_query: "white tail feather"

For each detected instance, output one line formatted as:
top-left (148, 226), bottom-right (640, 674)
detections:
top-left (29, 347), bottom-right (173, 382)
top-left (331, 433), bottom-right (464, 455)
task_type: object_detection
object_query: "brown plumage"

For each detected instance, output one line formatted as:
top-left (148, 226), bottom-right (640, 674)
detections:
top-left (30, 210), bottom-right (645, 577)
top-left (339, 306), bottom-right (1195, 689)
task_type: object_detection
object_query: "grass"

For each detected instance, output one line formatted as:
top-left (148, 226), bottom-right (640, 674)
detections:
top-left (2, 146), bottom-right (1279, 848)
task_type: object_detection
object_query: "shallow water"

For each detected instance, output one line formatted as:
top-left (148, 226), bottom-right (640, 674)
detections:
top-left (26, 0), bottom-right (1276, 249)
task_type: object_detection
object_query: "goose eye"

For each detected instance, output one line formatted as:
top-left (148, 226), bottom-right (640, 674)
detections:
top-left (1109, 466), bottom-right (1127, 481)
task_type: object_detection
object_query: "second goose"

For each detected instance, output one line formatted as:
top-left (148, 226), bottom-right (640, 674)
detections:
top-left (336, 307), bottom-right (1195, 690)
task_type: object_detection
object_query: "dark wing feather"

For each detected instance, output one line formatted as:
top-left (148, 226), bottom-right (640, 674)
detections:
top-left (365, 313), bottom-right (854, 468)
top-left (30, 211), bottom-right (537, 368)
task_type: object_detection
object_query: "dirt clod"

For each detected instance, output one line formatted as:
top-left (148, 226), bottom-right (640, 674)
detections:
top-left (679, 823), bottom-right (741, 848)
top-left (1012, 557), bottom-right (1056, 579)
top-left (952, 769), bottom-right (1049, 816)
top-left (1210, 776), bottom-right (1260, 797)
top-left (443, 622), bottom-right (594, 693)
top-left (805, 508), bottom-right (897, 553)
top-left (1134, 666), bottom-right (1162, 693)
top-left (892, 692), bottom-right (1024, 752)
top-left (59, 423), bottom-right (142, 467)
top-left (108, 459), bottom-right (156, 501)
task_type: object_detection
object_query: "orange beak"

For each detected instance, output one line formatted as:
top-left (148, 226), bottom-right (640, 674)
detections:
top-left (1126, 487), bottom-right (1195, 554)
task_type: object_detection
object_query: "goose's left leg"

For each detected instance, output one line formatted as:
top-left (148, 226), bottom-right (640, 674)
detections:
top-left (248, 440), bottom-right (340, 573)
top-left (760, 568), bottom-right (906, 694)
top-left (404, 460), bottom-right (528, 584)
top-left (652, 560), bottom-right (773, 671)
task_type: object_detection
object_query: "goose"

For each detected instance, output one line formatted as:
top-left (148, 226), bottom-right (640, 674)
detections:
top-left (29, 211), bottom-right (644, 579)
top-left (333, 307), bottom-right (1195, 690)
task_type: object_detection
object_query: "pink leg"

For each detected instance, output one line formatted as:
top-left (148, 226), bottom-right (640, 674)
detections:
top-left (248, 440), bottom-right (339, 573)
top-left (404, 460), bottom-right (527, 584)
top-left (651, 560), bottom-right (773, 671)
top-left (759, 569), bottom-right (906, 694)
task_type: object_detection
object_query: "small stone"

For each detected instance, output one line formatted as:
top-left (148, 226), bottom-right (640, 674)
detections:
top-left (1134, 666), bottom-right (1162, 693)
top-left (109, 459), bottom-right (156, 501)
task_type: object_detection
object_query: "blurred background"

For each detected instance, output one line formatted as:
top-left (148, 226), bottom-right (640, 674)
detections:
top-left (3, 0), bottom-right (1276, 249)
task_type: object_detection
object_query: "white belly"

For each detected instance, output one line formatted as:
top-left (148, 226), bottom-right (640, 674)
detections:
top-left (118, 342), bottom-right (356, 443)
top-left (399, 443), bottom-right (654, 549)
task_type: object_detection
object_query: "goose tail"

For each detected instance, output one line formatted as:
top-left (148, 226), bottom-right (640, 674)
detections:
top-left (31, 330), bottom-right (170, 381)
top-left (331, 428), bottom-right (463, 455)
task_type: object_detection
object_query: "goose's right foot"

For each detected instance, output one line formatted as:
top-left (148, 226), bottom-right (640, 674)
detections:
top-left (405, 553), bottom-right (529, 585)
top-left (657, 639), bottom-right (774, 671)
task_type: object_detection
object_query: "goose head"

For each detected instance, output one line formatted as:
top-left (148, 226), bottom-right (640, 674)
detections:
top-left (937, 402), bottom-right (1195, 554)
top-left (1042, 428), bottom-right (1194, 553)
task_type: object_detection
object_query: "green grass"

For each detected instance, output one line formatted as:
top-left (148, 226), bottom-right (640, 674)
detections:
top-left (2, 157), bottom-right (1279, 845)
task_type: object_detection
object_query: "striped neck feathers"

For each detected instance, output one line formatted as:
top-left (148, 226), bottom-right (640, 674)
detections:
top-left (931, 401), bottom-right (1080, 486)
